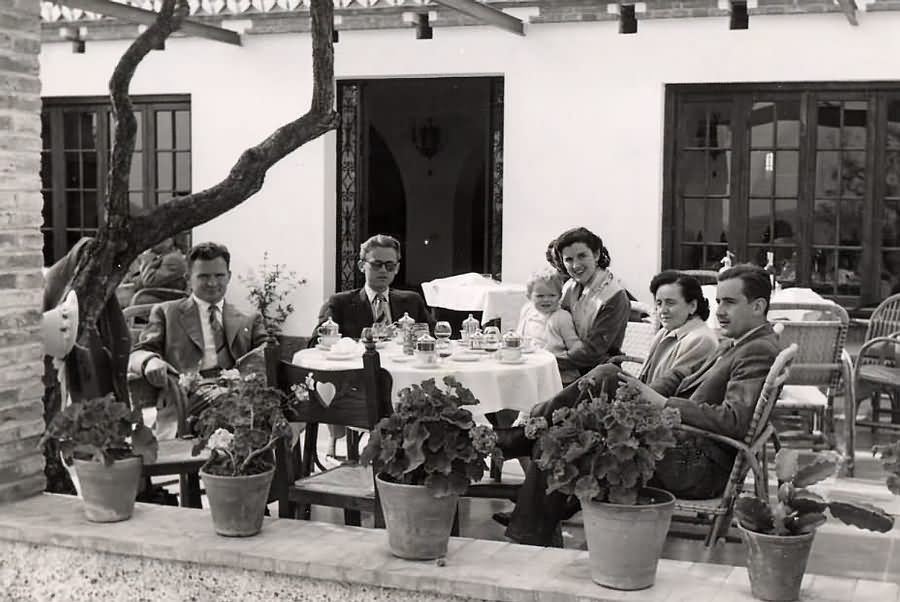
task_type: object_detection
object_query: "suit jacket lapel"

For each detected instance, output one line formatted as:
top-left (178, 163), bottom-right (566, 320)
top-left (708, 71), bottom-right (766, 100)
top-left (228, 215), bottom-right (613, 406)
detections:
top-left (222, 302), bottom-right (244, 349)
top-left (356, 288), bottom-right (374, 325)
top-left (177, 298), bottom-right (204, 351)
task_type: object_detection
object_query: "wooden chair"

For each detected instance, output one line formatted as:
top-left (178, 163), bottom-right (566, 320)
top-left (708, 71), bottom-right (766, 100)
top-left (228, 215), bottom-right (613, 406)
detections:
top-left (769, 301), bottom-right (850, 452)
top-left (274, 338), bottom-right (393, 526)
top-left (852, 292), bottom-right (900, 435)
top-left (671, 343), bottom-right (797, 547)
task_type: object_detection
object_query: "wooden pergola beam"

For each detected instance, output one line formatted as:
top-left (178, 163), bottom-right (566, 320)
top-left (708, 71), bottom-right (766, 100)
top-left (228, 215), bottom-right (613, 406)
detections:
top-left (835, 0), bottom-right (859, 26)
top-left (432, 0), bottom-right (525, 36)
top-left (56, 0), bottom-right (243, 45)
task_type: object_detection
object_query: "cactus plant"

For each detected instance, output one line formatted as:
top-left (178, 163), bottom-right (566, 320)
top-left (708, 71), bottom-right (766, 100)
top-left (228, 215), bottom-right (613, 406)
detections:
top-left (734, 449), bottom-right (894, 536)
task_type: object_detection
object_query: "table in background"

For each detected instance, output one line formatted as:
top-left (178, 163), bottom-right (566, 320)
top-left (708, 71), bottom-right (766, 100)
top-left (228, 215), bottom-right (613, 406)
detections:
top-left (292, 344), bottom-right (563, 417)
top-left (421, 273), bottom-right (527, 332)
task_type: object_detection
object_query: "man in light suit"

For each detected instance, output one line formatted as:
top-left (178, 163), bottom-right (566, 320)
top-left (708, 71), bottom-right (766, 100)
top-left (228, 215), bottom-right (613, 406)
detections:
top-left (312, 234), bottom-right (434, 344)
top-left (497, 264), bottom-right (781, 546)
top-left (129, 242), bottom-right (268, 422)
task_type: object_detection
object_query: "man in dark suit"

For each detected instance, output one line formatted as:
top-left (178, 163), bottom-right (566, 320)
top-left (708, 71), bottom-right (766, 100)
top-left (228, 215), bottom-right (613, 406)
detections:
top-left (312, 234), bottom-right (434, 343)
top-left (129, 242), bottom-right (268, 424)
top-left (498, 264), bottom-right (781, 546)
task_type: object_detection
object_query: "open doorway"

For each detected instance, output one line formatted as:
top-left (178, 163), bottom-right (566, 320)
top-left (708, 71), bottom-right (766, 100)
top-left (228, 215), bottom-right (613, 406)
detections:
top-left (335, 77), bottom-right (504, 293)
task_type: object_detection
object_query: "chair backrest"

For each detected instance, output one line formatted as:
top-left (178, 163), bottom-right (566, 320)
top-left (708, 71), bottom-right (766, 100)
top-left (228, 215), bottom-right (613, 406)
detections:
top-left (276, 342), bottom-right (393, 432)
top-left (743, 343), bottom-right (798, 445)
top-left (619, 320), bottom-right (659, 376)
top-left (865, 292), bottom-right (900, 341)
top-left (123, 303), bottom-right (155, 343)
top-left (770, 302), bottom-right (848, 389)
top-left (130, 287), bottom-right (188, 307)
top-left (678, 269), bottom-right (720, 285)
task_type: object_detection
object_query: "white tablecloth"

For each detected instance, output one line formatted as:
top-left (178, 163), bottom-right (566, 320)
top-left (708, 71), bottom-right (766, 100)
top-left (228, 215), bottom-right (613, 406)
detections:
top-left (702, 286), bottom-right (831, 329)
top-left (421, 273), bottom-right (527, 331)
top-left (292, 344), bottom-right (563, 417)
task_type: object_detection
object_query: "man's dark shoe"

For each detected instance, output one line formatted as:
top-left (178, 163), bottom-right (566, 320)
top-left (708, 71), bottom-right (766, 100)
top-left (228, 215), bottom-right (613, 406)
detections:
top-left (492, 510), bottom-right (512, 527)
top-left (494, 426), bottom-right (533, 459)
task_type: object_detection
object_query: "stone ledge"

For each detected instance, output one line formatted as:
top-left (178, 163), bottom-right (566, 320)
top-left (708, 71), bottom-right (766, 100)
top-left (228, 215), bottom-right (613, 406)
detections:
top-left (0, 493), bottom-right (897, 602)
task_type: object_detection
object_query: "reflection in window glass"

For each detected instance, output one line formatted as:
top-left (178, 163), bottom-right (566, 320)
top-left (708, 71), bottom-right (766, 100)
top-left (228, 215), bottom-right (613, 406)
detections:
top-left (776, 101), bottom-right (800, 148)
top-left (837, 249), bottom-right (862, 294)
top-left (775, 151), bottom-right (799, 197)
top-left (750, 102), bottom-right (774, 148)
top-left (817, 102), bottom-right (842, 149)
top-left (813, 199), bottom-right (837, 245)
top-left (774, 199), bottom-right (798, 242)
top-left (156, 111), bottom-right (173, 150)
top-left (843, 101), bottom-right (868, 148)
top-left (839, 200), bottom-right (863, 245)
top-left (842, 151), bottom-right (866, 198)
top-left (816, 151), bottom-right (842, 197)
top-left (747, 197), bottom-right (770, 244)
top-left (749, 151), bottom-right (772, 197)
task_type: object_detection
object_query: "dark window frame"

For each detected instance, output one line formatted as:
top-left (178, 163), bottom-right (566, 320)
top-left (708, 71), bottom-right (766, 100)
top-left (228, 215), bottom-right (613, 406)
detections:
top-left (663, 82), bottom-right (900, 308)
top-left (41, 94), bottom-right (191, 265)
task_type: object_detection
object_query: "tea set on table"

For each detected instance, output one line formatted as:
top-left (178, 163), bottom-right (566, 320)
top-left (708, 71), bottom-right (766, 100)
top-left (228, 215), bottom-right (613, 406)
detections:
top-left (315, 312), bottom-right (538, 370)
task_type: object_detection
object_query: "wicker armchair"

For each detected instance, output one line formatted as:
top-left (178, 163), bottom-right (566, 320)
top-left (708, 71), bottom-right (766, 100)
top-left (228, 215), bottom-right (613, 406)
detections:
top-left (852, 292), bottom-right (900, 436)
top-left (768, 301), bottom-right (850, 454)
top-left (671, 344), bottom-right (796, 547)
top-left (618, 320), bottom-right (659, 376)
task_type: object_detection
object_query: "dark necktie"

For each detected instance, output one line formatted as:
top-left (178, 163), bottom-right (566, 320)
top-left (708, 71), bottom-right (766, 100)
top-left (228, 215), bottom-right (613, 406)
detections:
top-left (373, 293), bottom-right (388, 324)
top-left (209, 305), bottom-right (234, 370)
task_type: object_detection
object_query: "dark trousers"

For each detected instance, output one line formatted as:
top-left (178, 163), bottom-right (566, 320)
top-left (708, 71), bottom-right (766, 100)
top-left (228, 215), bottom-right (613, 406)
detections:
top-left (503, 382), bottom-right (732, 546)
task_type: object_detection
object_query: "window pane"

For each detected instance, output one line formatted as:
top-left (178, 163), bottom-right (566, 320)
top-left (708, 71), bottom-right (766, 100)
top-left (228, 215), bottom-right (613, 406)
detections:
top-left (681, 151), bottom-right (707, 196)
top-left (811, 249), bottom-right (836, 294)
top-left (157, 192), bottom-right (172, 205)
top-left (64, 151), bottom-right (80, 187)
top-left (842, 151), bottom-right (866, 197)
top-left (175, 151), bottom-right (190, 194)
top-left (750, 102), bottom-right (774, 148)
top-left (706, 197), bottom-right (729, 244)
top-left (839, 200), bottom-right (863, 245)
top-left (66, 190), bottom-right (81, 228)
top-left (43, 230), bottom-right (54, 266)
top-left (83, 190), bottom-right (98, 229)
top-left (42, 190), bottom-right (52, 224)
top-left (129, 152), bottom-right (142, 190)
top-left (63, 112), bottom-right (80, 149)
top-left (816, 151), bottom-right (841, 197)
top-left (156, 152), bottom-right (173, 190)
top-left (888, 100), bottom-right (900, 149)
top-left (817, 102), bottom-right (841, 149)
top-left (774, 199), bottom-right (798, 243)
top-left (775, 247), bottom-right (798, 286)
top-left (683, 103), bottom-right (709, 147)
top-left (82, 151), bottom-right (97, 189)
top-left (837, 249), bottom-right (862, 294)
top-left (814, 199), bottom-right (837, 245)
top-left (134, 111), bottom-right (143, 151)
top-left (129, 192), bottom-right (144, 212)
top-left (776, 101), bottom-right (800, 148)
top-left (80, 113), bottom-right (96, 150)
top-left (748, 197), bottom-right (770, 244)
top-left (156, 111), bottom-right (173, 150)
top-left (707, 150), bottom-right (730, 196)
top-left (775, 150), bottom-right (799, 197)
top-left (843, 101), bottom-right (867, 148)
top-left (175, 110), bottom-right (190, 149)
top-left (683, 198), bottom-right (705, 241)
top-left (749, 151), bottom-right (773, 197)
top-left (886, 151), bottom-right (900, 197)
top-left (884, 200), bottom-right (900, 247)
top-left (882, 250), bottom-right (900, 298)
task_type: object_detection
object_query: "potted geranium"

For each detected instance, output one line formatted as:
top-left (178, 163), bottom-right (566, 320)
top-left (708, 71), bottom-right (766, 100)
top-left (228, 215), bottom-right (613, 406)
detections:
top-left (189, 369), bottom-right (293, 537)
top-left (38, 394), bottom-right (158, 522)
top-left (523, 383), bottom-right (680, 590)
top-left (735, 448), bottom-right (894, 602)
top-left (360, 376), bottom-right (497, 560)
top-left (874, 441), bottom-right (900, 495)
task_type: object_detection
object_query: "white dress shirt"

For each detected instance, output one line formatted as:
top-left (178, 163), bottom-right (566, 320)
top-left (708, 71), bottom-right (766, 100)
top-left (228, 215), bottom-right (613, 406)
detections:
top-left (192, 294), bottom-right (225, 371)
top-left (364, 285), bottom-right (392, 323)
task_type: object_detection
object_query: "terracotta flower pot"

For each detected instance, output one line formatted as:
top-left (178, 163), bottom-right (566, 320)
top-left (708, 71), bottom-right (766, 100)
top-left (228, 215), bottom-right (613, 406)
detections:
top-left (375, 474), bottom-right (459, 560)
top-left (740, 525), bottom-right (815, 601)
top-left (579, 487), bottom-right (675, 590)
top-left (200, 467), bottom-right (275, 537)
top-left (73, 456), bottom-right (143, 523)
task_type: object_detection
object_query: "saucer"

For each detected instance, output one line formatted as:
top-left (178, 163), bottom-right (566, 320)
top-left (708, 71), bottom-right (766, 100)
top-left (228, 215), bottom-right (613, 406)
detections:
top-left (388, 354), bottom-right (415, 363)
top-left (411, 362), bottom-right (441, 370)
top-left (520, 347), bottom-right (536, 354)
top-left (316, 343), bottom-right (332, 352)
top-left (325, 351), bottom-right (358, 361)
top-left (450, 354), bottom-right (480, 363)
top-left (498, 357), bottom-right (527, 365)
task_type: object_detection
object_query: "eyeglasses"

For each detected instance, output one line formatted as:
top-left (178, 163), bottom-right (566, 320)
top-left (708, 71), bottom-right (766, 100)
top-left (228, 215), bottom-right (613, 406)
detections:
top-left (364, 260), bottom-right (399, 272)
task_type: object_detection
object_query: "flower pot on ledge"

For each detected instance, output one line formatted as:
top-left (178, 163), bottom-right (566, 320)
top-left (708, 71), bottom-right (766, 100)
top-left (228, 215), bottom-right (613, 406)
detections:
top-left (375, 473), bottom-right (459, 560)
top-left (200, 467), bottom-right (275, 537)
top-left (579, 486), bottom-right (674, 590)
top-left (73, 456), bottom-right (143, 523)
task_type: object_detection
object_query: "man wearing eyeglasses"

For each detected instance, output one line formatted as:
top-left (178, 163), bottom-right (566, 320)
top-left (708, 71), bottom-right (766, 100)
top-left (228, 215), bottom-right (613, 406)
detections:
top-left (312, 234), bottom-right (435, 345)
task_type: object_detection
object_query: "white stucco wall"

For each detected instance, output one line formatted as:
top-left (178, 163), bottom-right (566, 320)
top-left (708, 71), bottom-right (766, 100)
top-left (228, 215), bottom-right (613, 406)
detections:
top-left (39, 12), bottom-right (900, 335)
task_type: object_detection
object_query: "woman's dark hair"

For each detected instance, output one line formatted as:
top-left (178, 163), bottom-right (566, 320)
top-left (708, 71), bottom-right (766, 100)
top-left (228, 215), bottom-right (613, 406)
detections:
top-left (649, 270), bottom-right (711, 321)
top-left (545, 237), bottom-right (568, 279)
top-left (552, 227), bottom-right (611, 270)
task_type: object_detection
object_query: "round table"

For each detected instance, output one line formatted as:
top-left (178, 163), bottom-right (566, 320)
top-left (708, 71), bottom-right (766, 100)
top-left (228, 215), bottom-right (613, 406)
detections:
top-left (291, 343), bottom-right (563, 417)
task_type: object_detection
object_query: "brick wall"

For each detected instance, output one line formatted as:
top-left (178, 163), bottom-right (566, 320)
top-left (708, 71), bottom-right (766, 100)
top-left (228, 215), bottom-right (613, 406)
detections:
top-left (0, 0), bottom-right (46, 503)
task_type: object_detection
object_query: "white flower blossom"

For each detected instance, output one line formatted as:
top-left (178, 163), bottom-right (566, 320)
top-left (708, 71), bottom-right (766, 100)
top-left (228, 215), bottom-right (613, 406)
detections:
top-left (207, 428), bottom-right (235, 451)
top-left (219, 369), bottom-right (242, 382)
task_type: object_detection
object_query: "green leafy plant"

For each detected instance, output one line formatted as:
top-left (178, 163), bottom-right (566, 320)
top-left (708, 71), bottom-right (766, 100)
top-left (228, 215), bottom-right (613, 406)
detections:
top-left (524, 383), bottom-right (680, 505)
top-left (189, 370), bottom-right (293, 476)
top-left (240, 252), bottom-right (307, 336)
top-left (360, 376), bottom-right (498, 498)
top-left (874, 441), bottom-right (900, 495)
top-left (38, 393), bottom-right (158, 467)
top-left (735, 448), bottom-right (894, 535)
